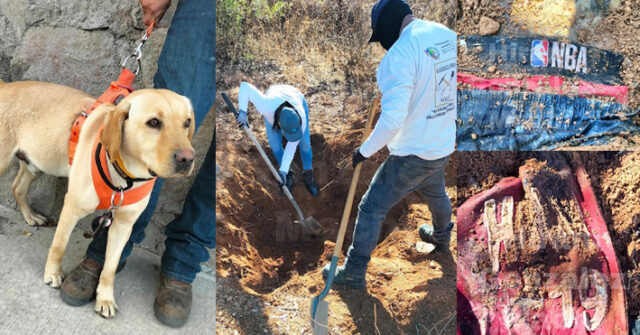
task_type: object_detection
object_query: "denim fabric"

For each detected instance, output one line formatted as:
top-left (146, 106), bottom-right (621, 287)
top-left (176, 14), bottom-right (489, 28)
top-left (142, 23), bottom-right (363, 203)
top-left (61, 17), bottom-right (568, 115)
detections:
top-left (86, 0), bottom-right (215, 284)
top-left (344, 154), bottom-right (453, 278)
top-left (263, 99), bottom-right (313, 170)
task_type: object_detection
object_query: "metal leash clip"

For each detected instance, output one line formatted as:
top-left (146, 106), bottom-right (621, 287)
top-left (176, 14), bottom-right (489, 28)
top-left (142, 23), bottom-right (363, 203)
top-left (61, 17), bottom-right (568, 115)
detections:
top-left (121, 23), bottom-right (155, 75)
top-left (84, 189), bottom-right (125, 239)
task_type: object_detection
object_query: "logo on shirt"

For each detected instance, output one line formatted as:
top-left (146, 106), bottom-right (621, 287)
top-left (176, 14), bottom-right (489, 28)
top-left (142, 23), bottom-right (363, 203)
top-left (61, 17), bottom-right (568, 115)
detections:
top-left (530, 40), bottom-right (588, 73)
top-left (425, 47), bottom-right (440, 60)
top-left (433, 58), bottom-right (456, 117)
top-left (530, 40), bottom-right (549, 67)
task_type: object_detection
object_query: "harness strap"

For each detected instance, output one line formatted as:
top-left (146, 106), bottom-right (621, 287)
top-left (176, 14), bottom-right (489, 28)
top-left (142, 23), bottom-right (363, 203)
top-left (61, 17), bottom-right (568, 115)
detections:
top-left (91, 128), bottom-right (155, 210)
top-left (69, 69), bottom-right (136, 165)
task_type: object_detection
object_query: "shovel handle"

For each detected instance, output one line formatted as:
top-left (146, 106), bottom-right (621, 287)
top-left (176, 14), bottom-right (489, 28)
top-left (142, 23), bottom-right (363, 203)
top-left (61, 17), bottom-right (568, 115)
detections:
top-left (221, 93), bottom-right (240, 117)
top-left (220, 93), bottom-right (307, 223)
top-left (332, 97), bottom-right (379, 258)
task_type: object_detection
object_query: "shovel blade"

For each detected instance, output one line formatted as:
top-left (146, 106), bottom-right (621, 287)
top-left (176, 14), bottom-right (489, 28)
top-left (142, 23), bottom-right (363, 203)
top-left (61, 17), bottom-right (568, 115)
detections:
top-left (300, 216), bottom-right (323, 235)
top-left (311, 300), bottom-right (329, 335)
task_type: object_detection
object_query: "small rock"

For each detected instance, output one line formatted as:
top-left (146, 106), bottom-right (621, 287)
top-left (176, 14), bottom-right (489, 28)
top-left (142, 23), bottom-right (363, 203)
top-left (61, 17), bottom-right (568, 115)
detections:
top-left (22, 231), bottom-right (32, 236)
top-left (416, 241), bottom-right (436, 255)
top-left (487, 65), bottom-right (497, 73)
top-left (471, 133), bottom-right (478, 140)
top-left (429, 261), bottom-right (438, 269)
top-left (479, 16), bottom-right (500, 36)
top-left (381, 272), bottom-right (393, 280)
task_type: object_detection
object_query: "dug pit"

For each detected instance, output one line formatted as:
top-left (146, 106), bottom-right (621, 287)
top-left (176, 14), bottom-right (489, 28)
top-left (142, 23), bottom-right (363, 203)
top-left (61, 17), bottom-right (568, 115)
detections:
top-left (216, 91), bottom-right (457, 333)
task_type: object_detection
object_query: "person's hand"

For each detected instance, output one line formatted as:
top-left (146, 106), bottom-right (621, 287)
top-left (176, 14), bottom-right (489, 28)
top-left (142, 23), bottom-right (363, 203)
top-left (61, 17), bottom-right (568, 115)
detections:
top-left (237, 110), bottom-right (248, 128)
top-left (278, 171), bottom-right (287, 187)
top-left (139, 0), bottom-right (171, 26)
top-left (352, 147), bottom-right (368, 168)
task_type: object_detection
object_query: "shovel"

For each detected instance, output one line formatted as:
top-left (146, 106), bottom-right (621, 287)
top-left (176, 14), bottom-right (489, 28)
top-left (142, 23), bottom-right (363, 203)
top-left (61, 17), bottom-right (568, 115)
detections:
top-left (310, 97), bottom-right (379, 335)
top-left (221, 93), bottom-right (323, 235)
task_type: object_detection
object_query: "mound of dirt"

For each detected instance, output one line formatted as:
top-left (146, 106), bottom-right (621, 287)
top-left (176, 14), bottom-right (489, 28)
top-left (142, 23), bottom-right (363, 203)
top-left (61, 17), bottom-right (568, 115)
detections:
top-left (581, 152), bottom-right (640, 321)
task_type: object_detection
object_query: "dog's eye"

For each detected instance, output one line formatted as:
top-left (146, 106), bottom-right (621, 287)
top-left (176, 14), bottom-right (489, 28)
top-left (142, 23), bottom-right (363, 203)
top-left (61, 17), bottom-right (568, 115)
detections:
top-left (184, 119), bottom-right (191, 128)
top-left (146, 118), bottom-right (162, 128)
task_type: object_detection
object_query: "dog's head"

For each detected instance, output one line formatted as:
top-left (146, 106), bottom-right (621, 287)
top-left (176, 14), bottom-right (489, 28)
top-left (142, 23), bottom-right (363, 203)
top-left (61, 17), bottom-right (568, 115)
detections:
top-left (101, 89), bottom-right (196, 178)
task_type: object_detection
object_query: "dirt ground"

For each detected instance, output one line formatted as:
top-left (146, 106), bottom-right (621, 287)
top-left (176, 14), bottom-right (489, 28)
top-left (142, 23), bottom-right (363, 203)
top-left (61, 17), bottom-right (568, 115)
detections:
top-left (457, 151), bottom-right (640, 326)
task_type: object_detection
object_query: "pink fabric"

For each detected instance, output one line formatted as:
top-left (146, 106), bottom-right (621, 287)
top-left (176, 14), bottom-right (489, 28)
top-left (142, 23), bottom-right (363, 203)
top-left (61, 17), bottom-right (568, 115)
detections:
top-left (457, 73), bottom-right (629, 104)
top-left (457, 166), bottom-right (627, 334)
top-left (578, 80), bottom-right (629, 104)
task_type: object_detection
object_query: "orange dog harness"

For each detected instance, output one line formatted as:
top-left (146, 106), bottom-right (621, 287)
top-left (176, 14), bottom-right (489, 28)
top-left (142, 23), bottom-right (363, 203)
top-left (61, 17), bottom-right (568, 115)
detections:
top-left (91, 128), bottom-right (155, 210)
top-left (68, 69), bottom-right (136, 166)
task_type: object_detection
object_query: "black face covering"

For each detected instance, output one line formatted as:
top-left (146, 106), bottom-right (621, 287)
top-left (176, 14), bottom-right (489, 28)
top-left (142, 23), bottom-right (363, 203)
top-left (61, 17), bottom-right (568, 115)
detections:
top-left (374, 1), bottom-right (412, 50)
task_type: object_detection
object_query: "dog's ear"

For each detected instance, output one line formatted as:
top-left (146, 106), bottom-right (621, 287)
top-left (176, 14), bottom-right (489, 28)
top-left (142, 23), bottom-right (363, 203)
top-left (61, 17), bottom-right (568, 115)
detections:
top-left (181, 96), bottom-right (195, 141)
top-left (101, 101), bottom-right (131, 163)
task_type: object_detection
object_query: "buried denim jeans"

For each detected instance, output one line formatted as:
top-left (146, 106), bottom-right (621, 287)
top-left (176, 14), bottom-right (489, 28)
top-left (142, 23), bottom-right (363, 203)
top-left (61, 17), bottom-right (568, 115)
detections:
top-left (263, 99), bottom-right (313, 171)
top-left (344, 154), bottom-right (453, 278)
top-left (86, 0), bottom-right (215, 284)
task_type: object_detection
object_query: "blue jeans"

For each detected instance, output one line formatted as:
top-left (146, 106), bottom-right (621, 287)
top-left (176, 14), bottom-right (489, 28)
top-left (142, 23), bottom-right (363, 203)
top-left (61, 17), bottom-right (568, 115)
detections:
top-left (345, 155), bottom-right (453, 278)
top-left (264, 99), bottom-right (313, 171)
top-left (86, 0), bottom-right (215, 284)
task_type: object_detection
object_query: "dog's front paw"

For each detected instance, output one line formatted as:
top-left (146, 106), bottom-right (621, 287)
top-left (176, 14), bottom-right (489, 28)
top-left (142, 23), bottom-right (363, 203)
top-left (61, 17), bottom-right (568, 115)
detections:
top-left (43, 265), bottom-right (64, 288)
top-left (95, 291), bottom-right (118, 318)
top-left (25, 211), bottom-right (48, 226)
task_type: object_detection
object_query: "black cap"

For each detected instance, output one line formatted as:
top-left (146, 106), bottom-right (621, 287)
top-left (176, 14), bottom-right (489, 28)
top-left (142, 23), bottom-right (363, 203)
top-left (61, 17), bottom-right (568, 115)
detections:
top-left (368, 0), bottom-right (392, 43)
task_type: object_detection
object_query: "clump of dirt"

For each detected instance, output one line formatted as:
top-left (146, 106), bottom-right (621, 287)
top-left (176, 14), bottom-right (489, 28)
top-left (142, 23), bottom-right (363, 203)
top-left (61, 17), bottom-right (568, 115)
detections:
top-left (456, 0), bottom-right (510, 36)
top-left (511, 158), bottom-right (599, 266)
top-left (574, 0), bottom-right (640, 110)
top-left (459, 151), bottom-right (640, 324)
top-left (581, 152), bottom-right (640, 321)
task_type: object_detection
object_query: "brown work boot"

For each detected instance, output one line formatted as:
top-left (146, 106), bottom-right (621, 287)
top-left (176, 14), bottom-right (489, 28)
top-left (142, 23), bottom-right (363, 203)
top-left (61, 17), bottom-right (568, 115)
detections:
top-left (154, 274), bottom-right (192, 328)
top-left (60, 257), bottom-right (126, 307)
top-left (60, 258), bottom-right (101, 306)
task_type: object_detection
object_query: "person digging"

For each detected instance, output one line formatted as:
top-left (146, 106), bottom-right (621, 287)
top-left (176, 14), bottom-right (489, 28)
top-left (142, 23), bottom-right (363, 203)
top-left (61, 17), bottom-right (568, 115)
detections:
top-left (323, 0), bottom-right (457, 289)
top-left (236, 82), bottom-right (319, 196)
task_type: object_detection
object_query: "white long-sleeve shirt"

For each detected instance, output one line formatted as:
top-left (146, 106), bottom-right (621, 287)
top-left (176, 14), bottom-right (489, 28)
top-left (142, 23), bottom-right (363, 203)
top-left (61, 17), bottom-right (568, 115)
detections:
top-left (238, 82), bottom-right (308, 173)
top-left (360, 19), bottom-right (457, 160)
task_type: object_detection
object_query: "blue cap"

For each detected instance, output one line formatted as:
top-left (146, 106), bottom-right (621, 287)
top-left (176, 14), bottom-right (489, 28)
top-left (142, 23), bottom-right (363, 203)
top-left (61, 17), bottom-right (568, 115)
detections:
top-left (279, 107), bottom-right (302, 142)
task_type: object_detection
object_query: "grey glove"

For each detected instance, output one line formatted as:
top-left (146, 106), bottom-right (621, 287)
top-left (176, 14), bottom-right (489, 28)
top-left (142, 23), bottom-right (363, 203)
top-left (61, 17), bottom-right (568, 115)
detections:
top-left (237, 110), bottom-right (248, 128)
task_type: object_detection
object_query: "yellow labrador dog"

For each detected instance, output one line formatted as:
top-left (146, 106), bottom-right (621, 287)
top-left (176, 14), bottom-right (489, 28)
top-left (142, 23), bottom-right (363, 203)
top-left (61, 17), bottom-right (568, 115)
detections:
top-left (0, 80), bottom-right (195, 318)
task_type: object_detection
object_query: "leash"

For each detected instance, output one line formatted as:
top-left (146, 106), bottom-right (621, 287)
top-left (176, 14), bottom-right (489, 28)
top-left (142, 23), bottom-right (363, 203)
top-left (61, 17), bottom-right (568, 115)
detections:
top-left (69, 22), bottom-right (155, 165)
top-left (77, 23), bottom-right (156, 239)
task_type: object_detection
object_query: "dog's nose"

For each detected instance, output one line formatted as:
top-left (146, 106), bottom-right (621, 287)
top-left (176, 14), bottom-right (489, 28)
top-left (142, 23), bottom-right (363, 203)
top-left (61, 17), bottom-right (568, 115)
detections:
top-left (174, 149), bottom-right (195, 163)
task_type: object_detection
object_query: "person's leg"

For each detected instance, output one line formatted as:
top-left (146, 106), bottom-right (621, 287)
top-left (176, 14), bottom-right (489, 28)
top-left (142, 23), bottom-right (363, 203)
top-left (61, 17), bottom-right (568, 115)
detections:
top-left (344, 155), bottom-right (433, 277)
top-left (151, 0), bottom-right (215, 327)
top-left (264, 119), bottom-right (285, 166)
top-left (299, 100), bottom-right (313, 170)
top-left (160, 129), bottom-right (214, 283)
top-left (417, 157), bottom-right (453, 249)
top-left (299, 100), bottom-right (318, 195)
